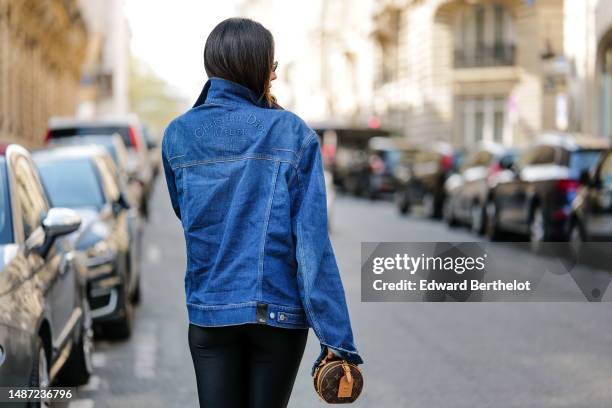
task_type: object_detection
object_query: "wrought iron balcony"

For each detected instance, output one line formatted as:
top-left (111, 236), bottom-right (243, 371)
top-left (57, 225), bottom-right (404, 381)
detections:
top-left (454, 44), bottom-right (516, 68)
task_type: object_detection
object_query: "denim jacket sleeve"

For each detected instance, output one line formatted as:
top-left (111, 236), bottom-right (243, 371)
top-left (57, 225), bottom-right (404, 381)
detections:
top-left (162, 124), bottom-right (181, 220)
top-left (293, 131), bottom-right (364, 375)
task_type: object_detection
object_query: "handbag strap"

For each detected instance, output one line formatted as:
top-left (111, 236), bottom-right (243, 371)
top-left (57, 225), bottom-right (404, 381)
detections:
top-left (342, 362), bottom-right (353, 383)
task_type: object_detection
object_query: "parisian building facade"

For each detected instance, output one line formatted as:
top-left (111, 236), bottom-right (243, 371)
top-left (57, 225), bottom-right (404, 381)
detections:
top-left (0, 0), bottom-right (88, 147)
top-left (372, 0), bottom-right (566, 148)
top-left (0, 0), bottom-right (129, 147)
top-left (564, 0), bottom-right (612, 139)
top-left (245, 0), bottom-right (612, 148)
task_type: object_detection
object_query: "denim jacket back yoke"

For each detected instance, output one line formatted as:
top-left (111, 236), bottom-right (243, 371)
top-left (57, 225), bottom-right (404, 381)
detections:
top-left (162, 77), bottom-right (363, 373)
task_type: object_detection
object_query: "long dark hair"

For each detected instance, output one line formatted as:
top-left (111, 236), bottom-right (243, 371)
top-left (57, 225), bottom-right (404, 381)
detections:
top-left (204, 18), bottom-right (278, 108)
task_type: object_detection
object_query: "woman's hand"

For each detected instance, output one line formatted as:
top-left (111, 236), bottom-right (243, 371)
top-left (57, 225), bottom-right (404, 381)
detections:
top-left (326, 347), bottom-right (342, 362)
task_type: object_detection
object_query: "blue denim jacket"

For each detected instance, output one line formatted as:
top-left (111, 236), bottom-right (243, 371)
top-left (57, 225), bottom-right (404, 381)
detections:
top-left (162, 77), bottom-right (363, 373)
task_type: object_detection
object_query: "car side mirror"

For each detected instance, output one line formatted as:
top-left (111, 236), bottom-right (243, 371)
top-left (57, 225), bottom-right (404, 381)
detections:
top-left (499, 157), bottom-right (514, 171)
top-left (112, 193), bottom-right (131, 215)
top-left (507, 162), bottom-right (519, 178)
top-left (146, 139), bottom-right (158, 150)
top-left (27, 208), bottom-right (81, 257)
top-left (43, 208), bottom-right (82, 238)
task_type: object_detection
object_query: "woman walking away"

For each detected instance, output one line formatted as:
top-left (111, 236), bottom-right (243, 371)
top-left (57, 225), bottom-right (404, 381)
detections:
top-left (161, 17), bottom-right (363, 408)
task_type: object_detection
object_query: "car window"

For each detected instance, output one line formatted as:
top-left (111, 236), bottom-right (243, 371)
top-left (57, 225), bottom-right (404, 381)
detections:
top-left (415, 151), bottom-right (438, 164)
top-left (531, 146), bottom-right (557, 165)
top-left (12, 155), bottom-right (48, 239)
top-left (461, 151), bottom-right (493, 171)
top-left (93, 156), bottom-right (120, 202)
top-left (460, 152), bottom-right (478, 171)
top-left (380, 150), bottom-right (401, 170)
top-left (399, 150), bottom-right (418, 165)
top-left (519, 146), bottom-right (555, 167)
top-left (599, 152), bottom-right (612, 187)
top-left (0, 159), bottom-right (13, 244)
top-left (49, 135), bottom-right (128, 170)
top-left (36, 158), bottom-right (105, 209)
top-left (569, 150), bottom-right (602, 179)
top-left (516, 149), bottom-right (531, 168)
top-left (50, 126), bottom-right (133, 148)
top-left (477, 151), bottom-right (494, 166)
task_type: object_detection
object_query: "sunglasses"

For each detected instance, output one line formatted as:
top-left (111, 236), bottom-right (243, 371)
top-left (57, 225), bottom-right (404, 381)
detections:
top-left (272, 61), bottom-right (278, 73)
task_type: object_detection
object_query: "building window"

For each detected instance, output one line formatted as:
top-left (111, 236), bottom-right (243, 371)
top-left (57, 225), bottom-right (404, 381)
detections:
top-left (494, 5), bottom-right (504, 47)
top-left (494, 111), bottom-right (504, 142)
top-left (374, 8), bottom-right (401, 84)
top-left (475, 111), bottom-right (484, 143)
top-left (475, 5), bottom-right (485, 50)
top-left (460, 96), bottom-right (507, 146)
top-left (454, 4), bottom-right (515, 68)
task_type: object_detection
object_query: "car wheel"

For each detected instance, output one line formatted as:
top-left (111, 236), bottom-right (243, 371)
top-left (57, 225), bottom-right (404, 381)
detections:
top-left (395, 191), bottom-right (410, 215)
top-left (28, 338), bottom-right (50, 407)
top-left (368, 186), bottom-right (379, 201)
top-left (485, 200), bottom-right (502, 241)
top-left (569, 218), bottom-right (584, 250)
top-left (529, 207), bottom-right (545, 240)
top-left (471, 202), bottom-right (485, 234)
top-left (444, 199), bottom-right (459, 227)
top-left (529, 206), bottom-right (548, 251)
top-left (131, 276), bottom-right (142, 305)
top-left (140, 197), bottom-right (149, 219)
top-left (423, 192), bottom-right (435, 218)
top-left (58, 302), bottom-right (93, 386)
top-left (344, 177), bottom-right (358, 196)
top-left (107, 287), bottom-right (134, 340)
top-left (570, 223), bottom-right (583, 242)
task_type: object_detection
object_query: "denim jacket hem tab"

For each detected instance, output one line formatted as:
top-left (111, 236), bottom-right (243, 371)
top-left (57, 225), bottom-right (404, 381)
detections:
top-left (187, 301), bottom-right (310, 330)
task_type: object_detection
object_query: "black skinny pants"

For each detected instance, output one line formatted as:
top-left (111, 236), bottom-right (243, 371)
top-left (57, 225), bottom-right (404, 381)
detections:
top-left (188, 323), bottom-right (308, 408)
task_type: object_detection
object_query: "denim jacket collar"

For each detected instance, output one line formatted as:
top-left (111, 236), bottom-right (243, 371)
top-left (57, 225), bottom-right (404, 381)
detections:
top-left (193, 77), bottom-right (269, 109)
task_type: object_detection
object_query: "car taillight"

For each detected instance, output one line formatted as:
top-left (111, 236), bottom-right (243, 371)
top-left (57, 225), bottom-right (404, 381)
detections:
top-left (485, 163), bottom-right (502, 185)
top-left (44, 130), bottom-right (51, 144)
top-left (440, 155), bottom-right (453, 172)
top-left (556, 179), bottom-right (579, 206)
top-left (321, 144), bottom-right (336, 167)
top-left (551, 208), bottom-right (571, 220)
top-left (369, 156), bottom-right (385, 175)
top-left (488, 163), bottom-right (501, 175)
top-left (556, 179), bottom-right (579, 193)
top-left (128, 126), bottom-right (140, 151)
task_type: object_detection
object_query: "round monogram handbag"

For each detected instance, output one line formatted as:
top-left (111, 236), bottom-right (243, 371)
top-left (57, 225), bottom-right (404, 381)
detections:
top-left (313, 356), bottom-right (363, 404)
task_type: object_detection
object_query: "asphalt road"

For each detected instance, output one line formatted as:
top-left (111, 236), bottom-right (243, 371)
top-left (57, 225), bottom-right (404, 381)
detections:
top-left (68, 181), bottom-right (612, 408)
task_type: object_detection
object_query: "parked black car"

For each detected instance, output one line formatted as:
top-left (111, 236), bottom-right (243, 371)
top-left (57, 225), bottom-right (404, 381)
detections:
top-left (444, 143), bottom-right (517, 233)
top-left (394, 141), bottom-right (455, 218)
top-left (340, 137), bottom-right (401, 198)
top-left (49, 134), bottom-right (129, 174)
top-left (142, 125), bottom-right (161, 180)
top-left (46, 115), bottom-right (153, 218)
top-left (571, 149), bottom-right (612, 242)
top-left (33, 146), bottom-right (143, 339)
top-left (47, 134), bottom-right (146, 214)
top-left (310, 125), bottom-right (392, 190)
top-left (0, 145), bottom-right (93, 389)
top-left (485, 133), bottom-right (609, 243)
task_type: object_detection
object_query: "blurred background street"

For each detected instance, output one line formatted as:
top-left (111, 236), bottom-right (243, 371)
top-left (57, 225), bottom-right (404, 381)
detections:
top-left (63, 180), bottom-right (612, 407)
top-left (2, 0), bottom-right (612, 407)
